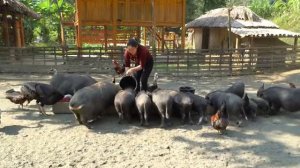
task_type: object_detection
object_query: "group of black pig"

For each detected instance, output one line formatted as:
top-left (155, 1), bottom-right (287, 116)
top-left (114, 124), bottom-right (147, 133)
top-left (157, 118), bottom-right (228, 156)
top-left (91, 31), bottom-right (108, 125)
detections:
top-left (66, 72), bottom-right (246, 129)
top-left (69, 73), bottom-right (300, 131)
top-left (5, 69), bottom-right (300, 133)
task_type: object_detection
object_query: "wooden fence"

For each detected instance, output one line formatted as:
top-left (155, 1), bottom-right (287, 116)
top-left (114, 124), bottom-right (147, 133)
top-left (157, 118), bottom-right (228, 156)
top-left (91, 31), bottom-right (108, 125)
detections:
top-left (0, 46), bottom-right (299, 77)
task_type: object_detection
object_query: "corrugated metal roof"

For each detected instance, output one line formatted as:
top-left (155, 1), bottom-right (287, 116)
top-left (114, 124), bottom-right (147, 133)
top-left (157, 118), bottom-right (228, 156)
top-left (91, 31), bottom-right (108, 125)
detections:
top-left (231, 28), bottom-right (300, 38)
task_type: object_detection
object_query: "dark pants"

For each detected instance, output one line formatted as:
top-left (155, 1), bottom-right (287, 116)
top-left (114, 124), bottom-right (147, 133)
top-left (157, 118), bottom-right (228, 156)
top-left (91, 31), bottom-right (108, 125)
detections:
top-left (134, 58), bottom-right (153, 92)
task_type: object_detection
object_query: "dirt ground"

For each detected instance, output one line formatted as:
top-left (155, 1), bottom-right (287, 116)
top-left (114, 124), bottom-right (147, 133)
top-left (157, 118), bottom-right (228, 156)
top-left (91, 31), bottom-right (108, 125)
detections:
top-left (0, 70), bottom-right (300, 168)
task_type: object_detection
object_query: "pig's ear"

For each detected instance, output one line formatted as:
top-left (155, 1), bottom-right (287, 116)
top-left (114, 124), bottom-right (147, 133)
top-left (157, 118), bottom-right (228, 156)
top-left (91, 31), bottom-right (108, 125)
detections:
top-left (257, 83), bottom-right (264, 97)
top-left (243, 93), bottom-right (249, 104)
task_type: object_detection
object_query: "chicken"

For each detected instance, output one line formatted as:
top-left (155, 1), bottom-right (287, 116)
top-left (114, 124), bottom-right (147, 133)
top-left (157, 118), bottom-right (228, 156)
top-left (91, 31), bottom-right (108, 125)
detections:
top-left (147, 73), bottom-right (159, 92)
top-left (5, 89), bottom-right (28, 108)
top-left (112, 60), bottom-right (125, 75)
top-left (211, 102), bottom-right (229, 134)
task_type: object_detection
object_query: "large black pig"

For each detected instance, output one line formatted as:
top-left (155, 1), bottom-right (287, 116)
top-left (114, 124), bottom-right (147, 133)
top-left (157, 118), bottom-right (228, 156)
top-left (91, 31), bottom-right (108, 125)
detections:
top-left (205, 91), bottom-right (248, 126)
top-left (225, 82), bottom-right (245, 98)
top-left (185, 92), bottom-right (208, 125)
top-left (257, 84), bottom-right (300, 114)
top-left (172, 92), bottom-right (194, 125)
top-left (69, 81), bottom-right (120, 129)
top-left (151, 89), bottom-right (175, 127)
top-left (250, 97), bottom-right (270, 116)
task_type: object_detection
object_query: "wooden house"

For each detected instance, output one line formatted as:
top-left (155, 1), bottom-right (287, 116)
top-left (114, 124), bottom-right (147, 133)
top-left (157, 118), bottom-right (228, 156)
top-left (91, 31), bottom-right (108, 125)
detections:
top-left (67, 0), bottom-right (186, 49)
top-left (186, 6), bottom-right (299, 50)
top-left (0, 0), bottom-right (40, 47)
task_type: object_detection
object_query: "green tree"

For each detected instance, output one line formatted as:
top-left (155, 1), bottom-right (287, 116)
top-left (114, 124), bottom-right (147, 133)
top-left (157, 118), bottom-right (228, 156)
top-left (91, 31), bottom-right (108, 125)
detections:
top-left (20, 0), bottom-right (74, 46)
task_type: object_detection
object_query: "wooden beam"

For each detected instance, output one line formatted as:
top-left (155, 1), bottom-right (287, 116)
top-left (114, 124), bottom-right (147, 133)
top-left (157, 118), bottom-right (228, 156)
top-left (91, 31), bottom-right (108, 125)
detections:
top-left (181, 0), bottom-right (186, 49)
top-left (293, 37), bottom-right (298, 64)
top-left (20, 17), bottom-right (25, 47)
top-left (137, 26), bottom-right (141, 41)
top-left (151, 0), bottom-right (156, 49)
top-left (15, 16), bottom-right (22, 47)
top-left (2, 10), bottom-right (10, 47)
top-left (104, 26), bottom-right (108, 51)
top-left (235, 36), bottom-right (240, 49)
top-left (143, 27), bottom-right (146, 46)
top-left (112, 0), bottom-right (117, 47)
top-left (162, 27), bottom-right (165, 52)
top-left (75, 0), bottom-right (82, 47)
top-left (294, 37), bottom-right (298, 49)
top-left (60, 12), bottom-right (66, 47)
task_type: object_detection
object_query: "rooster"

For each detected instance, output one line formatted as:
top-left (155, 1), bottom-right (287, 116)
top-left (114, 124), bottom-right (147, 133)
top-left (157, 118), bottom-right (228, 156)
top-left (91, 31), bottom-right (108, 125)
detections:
top-left (6, 82), bottom-right (63, 115)
top-left (211, 102), bottom-right (229, 134)
top-left (147, 72), bottom-right (159, 92)
top-left (112, 60), bottom-right (125, 75)
top-left (5, 89), bottom-right (28, 109)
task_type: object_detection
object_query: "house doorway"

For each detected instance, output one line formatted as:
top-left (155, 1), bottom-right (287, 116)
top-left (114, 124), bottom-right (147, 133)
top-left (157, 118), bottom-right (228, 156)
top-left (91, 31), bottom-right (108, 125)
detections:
top-left (202, 28), bottom-right (209, 49)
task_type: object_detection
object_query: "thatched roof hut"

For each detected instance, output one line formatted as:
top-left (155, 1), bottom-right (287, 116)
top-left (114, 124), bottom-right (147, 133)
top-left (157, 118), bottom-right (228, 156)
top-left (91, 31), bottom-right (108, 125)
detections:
top-left (0, 0), bottom-right (40, 47)
top-left (0, 0), bottom-right (40, 19)
top-left (186, 6), bottom-right (278, 29)
top-left (186, 6), bottom-right (299, 50)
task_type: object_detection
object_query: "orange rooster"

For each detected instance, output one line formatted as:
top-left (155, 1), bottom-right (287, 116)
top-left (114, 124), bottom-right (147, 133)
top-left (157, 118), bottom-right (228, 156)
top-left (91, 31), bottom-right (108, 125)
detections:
top-left (112, 60), bottom-right (125, 75)
top-left (211, 102), bottom-right (229, 134)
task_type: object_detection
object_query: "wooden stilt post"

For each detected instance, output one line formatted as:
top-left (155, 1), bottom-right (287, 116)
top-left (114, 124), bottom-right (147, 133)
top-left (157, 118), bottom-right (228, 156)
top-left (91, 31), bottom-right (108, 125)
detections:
top-left (20, 17), bottom-right (25, 47)
top-left (3, 10), bottom-right (10, 47)
top-left (181, 0), bottom-right (186, 49)
top-left (143, 27), bottom-right (146, 46)
top-left (112, 0), bottom-right (117, 47)
top-left (104, 26), bottom-right (108, 51)
top-left (162, 27), bottom-right (165, 52)
top-left (15, 16), bottom-right (22, 48)
top-left (293, 37), bottom-right (298, 64)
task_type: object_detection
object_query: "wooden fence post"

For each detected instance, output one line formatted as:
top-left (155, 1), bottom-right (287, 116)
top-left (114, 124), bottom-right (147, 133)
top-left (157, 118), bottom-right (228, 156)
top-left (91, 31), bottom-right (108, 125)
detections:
top-left (54, 47), bottom-right (57, 66)
top-left (43, 47), bottom-right (46, 65)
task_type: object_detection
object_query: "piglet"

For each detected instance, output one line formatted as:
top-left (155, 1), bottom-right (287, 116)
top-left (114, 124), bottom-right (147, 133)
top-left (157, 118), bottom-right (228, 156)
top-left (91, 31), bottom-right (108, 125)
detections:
top-left (114, 88), bottom-right (137, 124)
top-left (135, 91), bottom-right (153, 126)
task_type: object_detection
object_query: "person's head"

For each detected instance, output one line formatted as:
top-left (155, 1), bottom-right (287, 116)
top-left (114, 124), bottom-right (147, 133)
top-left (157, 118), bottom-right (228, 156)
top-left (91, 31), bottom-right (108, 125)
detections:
top-left (126, 38), bottom-right (139, 55)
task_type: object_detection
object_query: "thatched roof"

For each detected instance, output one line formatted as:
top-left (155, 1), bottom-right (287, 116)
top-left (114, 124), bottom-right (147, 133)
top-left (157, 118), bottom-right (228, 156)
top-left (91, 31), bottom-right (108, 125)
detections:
top-left (186, 6), bottom-right (278, 28)
top-left (0, 0), bottom-right (41, 19)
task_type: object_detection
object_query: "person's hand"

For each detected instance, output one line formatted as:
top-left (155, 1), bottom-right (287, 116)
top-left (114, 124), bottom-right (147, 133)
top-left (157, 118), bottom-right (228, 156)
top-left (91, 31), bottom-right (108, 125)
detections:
top-left (126, 68), bottom-right (134, 76)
